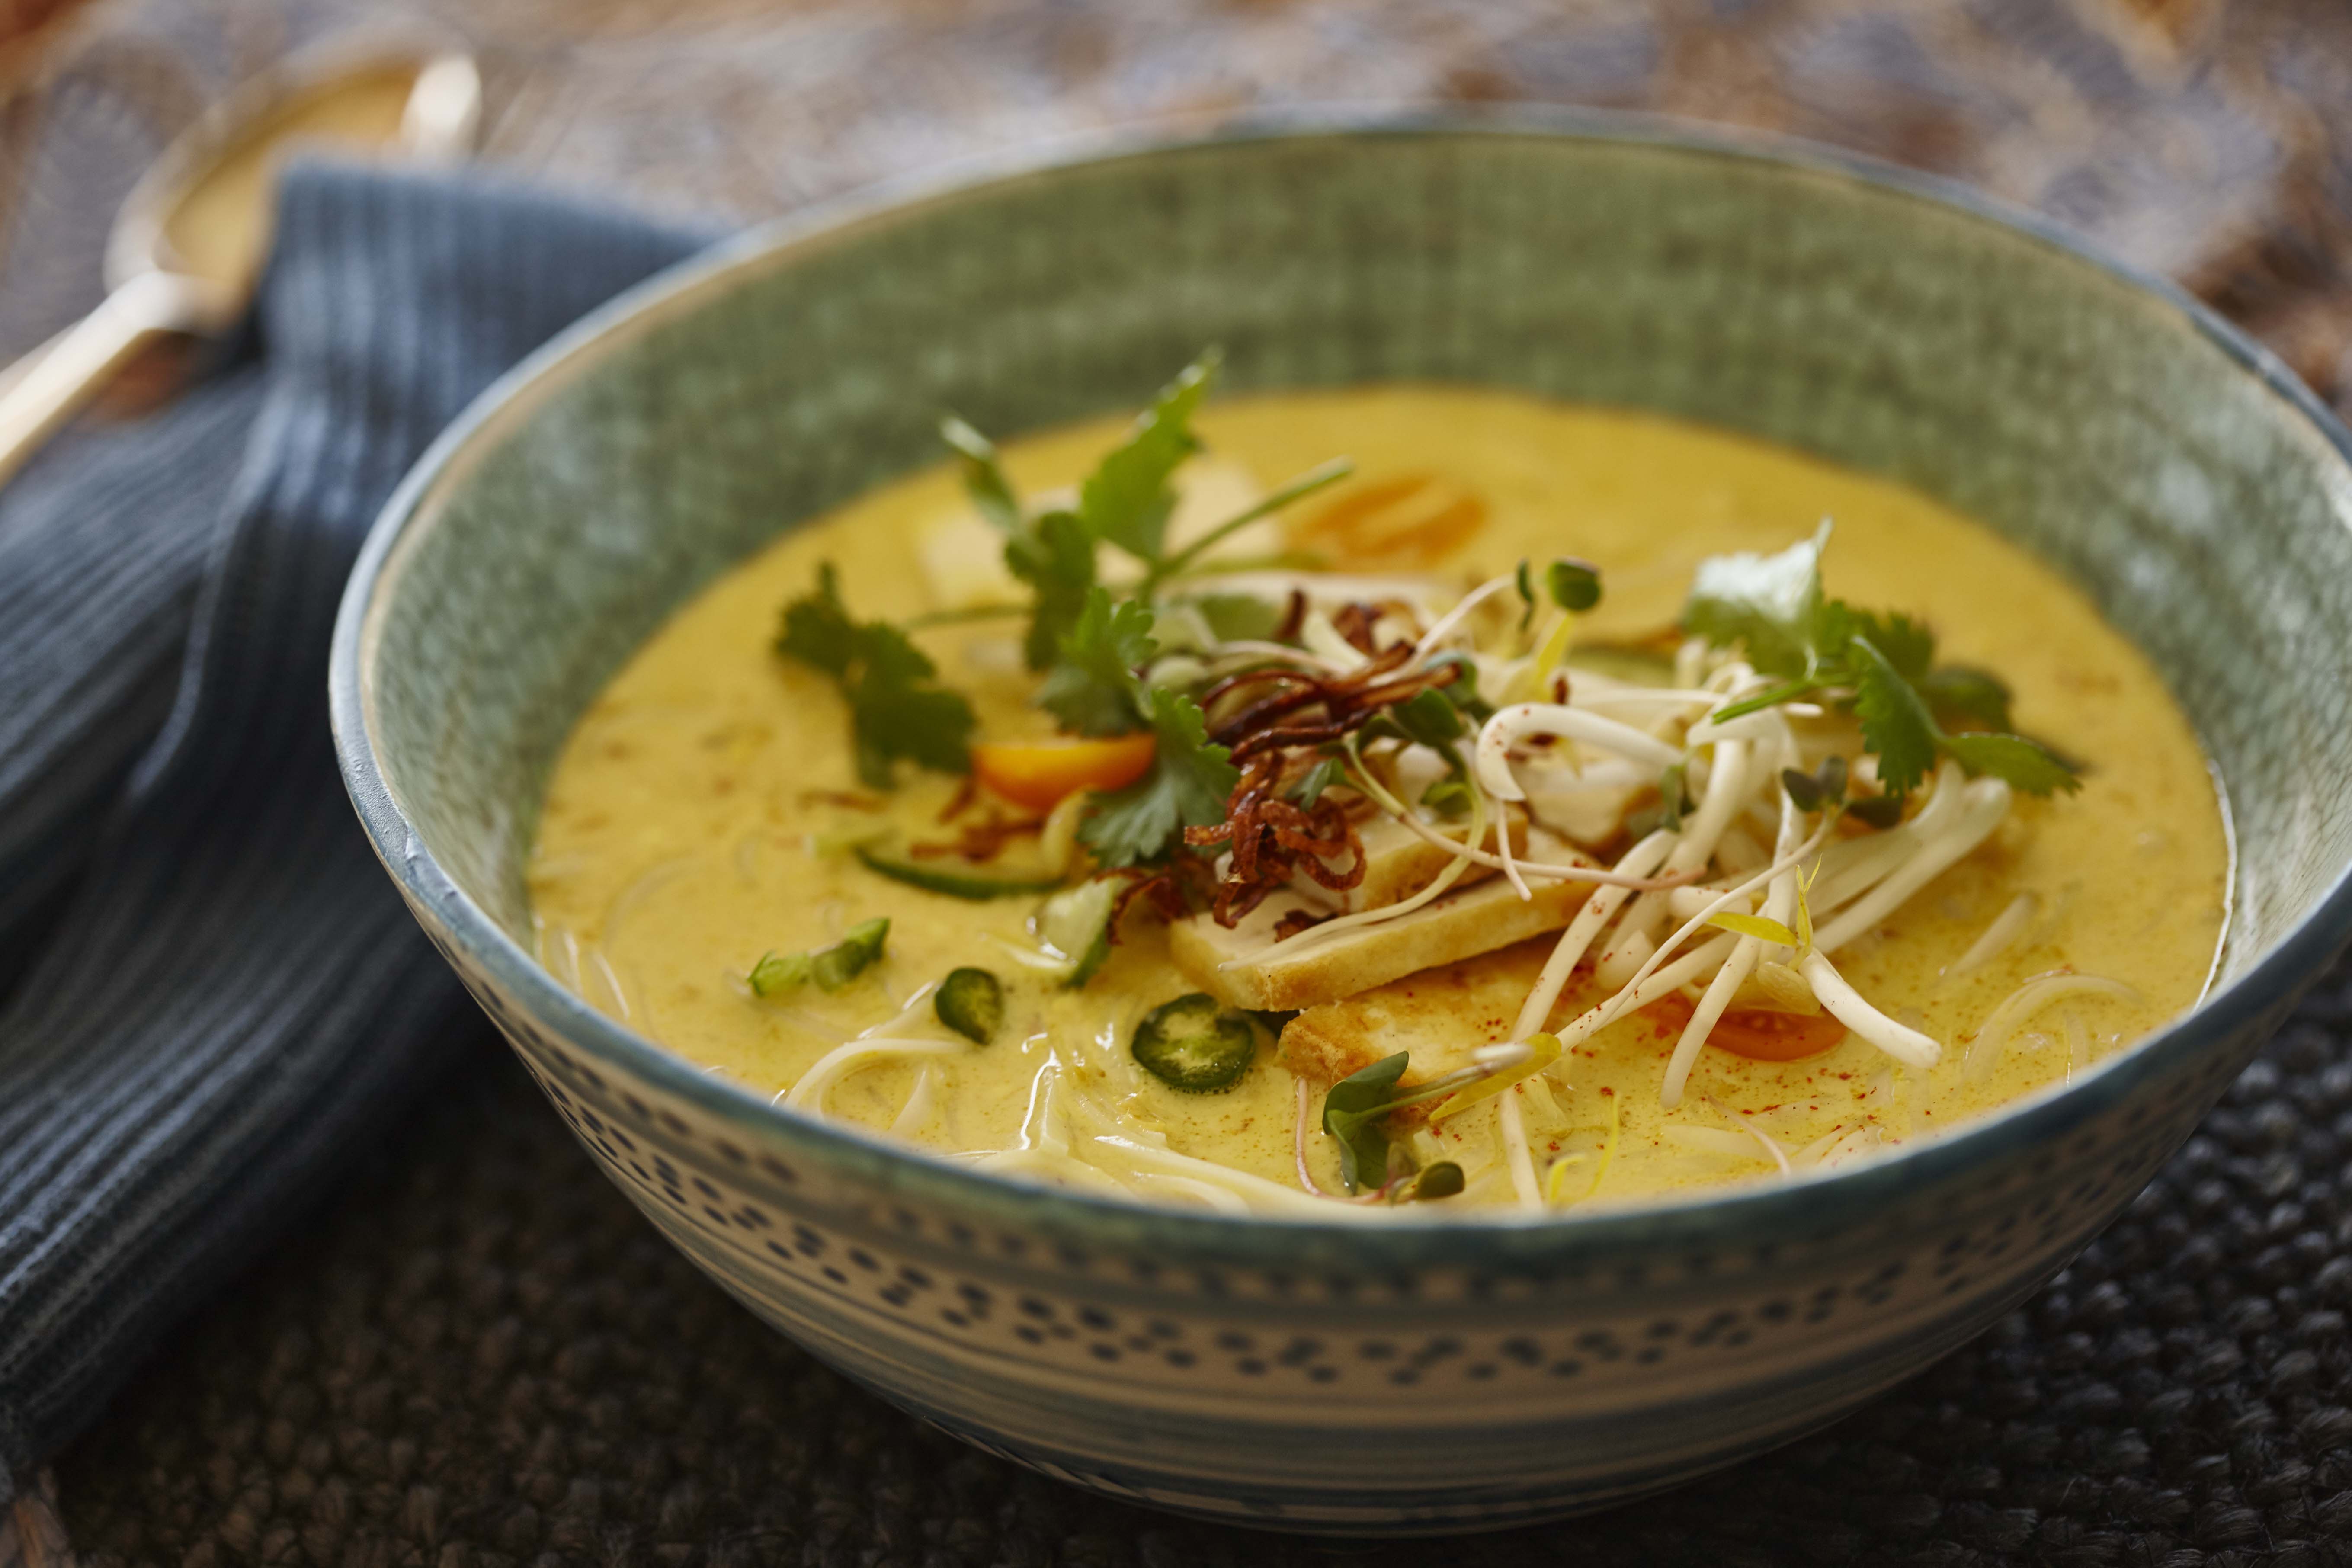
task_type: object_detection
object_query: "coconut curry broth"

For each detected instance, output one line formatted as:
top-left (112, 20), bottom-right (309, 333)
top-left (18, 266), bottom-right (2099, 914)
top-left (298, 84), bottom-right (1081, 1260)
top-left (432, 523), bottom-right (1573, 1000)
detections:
top-left (527, 386), bottom-right (2227, 1212)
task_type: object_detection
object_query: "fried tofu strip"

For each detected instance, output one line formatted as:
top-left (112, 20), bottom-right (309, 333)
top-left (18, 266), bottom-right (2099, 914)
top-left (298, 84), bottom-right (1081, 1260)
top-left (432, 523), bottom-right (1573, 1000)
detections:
top-left (1168, 868), bottom-right (1596, 1012)
top-left (1278, 944), bottom-right (1548, 1086)
top-left (1314, 804), bottom-right (1528, 913)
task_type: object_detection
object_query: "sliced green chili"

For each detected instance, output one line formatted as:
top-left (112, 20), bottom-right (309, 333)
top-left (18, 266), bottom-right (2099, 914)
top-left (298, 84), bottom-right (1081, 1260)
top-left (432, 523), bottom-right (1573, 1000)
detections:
top-left (934, 967), bottom-right (1004, 1044)
top-left (854, 845), bottom-right (1064, 900)
top-left (1131, 994), bottom-right (1256, 1093)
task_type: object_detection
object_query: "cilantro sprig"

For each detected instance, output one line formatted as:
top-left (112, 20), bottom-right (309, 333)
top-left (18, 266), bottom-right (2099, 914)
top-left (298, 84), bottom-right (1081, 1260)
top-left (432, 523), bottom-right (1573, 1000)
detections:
top-left (1038, 587), bottom-right (1240, 868)
top-left (776, 564), bottom-right (976, 789)
top-left (944, 352), bottom-right (1221, 671)
top-left (942, 351), bottom-right (1353, 668)
top-left (1683, 526), bottom-right (2078, 800)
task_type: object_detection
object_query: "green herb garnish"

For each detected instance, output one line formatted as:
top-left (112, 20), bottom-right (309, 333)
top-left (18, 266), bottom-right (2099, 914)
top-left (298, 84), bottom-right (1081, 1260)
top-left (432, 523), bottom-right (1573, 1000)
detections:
top-left (1659, 760), bottom-right (1693, 831)
top-left (1392, 1161), bottom-right (1466, 1203)
top-left (1287, 756), bottom-right (1346, 808)
top-left (1038, 588), bottom-right (1158, 738)
top-left (1036, 878), bottom-right (1121, 987)
top-left (777, 564), bottom-right (976, 789)
top-left (1033, 587), bottom-right (1239, 867)
top-left (934, 967), bottom-right (1004, 1044)
top-left (1516, 555), bottom-right (1604, 630)
top-left (813, 918), bottom-right (890, 990)
top-left (747, 950), bottom-right (812, 998)
top-left (1080, 684), bottom-right (1240, 868)
top-left (852, 846), bottom-right (1065, 900)
top-left (1319, 1052), bottom-right (1428, 1195)
top-left (747, 917), bottom-right (891, 998)
top-left (1130, 994), bottom-right (1257, 1093)
top-left (1420, 777), bottom-right (1474, 818)
top-left (1778, 755), bottom-right (1848, 814)
top-left (1684, 525), bottom-right (2078, 801)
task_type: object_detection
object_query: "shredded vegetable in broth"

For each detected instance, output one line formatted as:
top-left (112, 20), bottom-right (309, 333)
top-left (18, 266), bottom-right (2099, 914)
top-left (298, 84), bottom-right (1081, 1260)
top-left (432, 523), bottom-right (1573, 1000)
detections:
top-left (528, 366), bottom-right (2229, 1217)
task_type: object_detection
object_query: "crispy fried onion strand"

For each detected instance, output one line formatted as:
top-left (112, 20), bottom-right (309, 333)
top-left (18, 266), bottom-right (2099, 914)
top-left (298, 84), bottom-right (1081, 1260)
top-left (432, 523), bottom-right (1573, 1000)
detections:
top-left (1183, 752), bottom-right (1366, 928)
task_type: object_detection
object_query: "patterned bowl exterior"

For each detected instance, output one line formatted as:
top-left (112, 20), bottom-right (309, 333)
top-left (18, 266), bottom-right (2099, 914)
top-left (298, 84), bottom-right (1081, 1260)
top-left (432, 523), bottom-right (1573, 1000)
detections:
top-left (331, 113), bottom-right (2352, 1534)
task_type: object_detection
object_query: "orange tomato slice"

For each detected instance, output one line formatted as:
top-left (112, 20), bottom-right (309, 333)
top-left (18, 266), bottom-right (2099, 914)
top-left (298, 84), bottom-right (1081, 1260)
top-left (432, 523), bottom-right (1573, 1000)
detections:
top-left (971, 734), bottom-right (1157, 811)
top-left (1644, 994), bottom-right (1848, 1062)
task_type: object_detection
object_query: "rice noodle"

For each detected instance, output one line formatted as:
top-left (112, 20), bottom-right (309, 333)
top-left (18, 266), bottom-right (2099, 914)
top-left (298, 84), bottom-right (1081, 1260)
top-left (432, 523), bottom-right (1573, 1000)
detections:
top-left (1963, 972), bottom-right (2141, 1081)
top-left (1945, 892), bottom-right (2041, 981)
top-left (1295, 1077), bottom-right (1329, 1196)
top-left (889, 1065), bottom-right (942, 1138)
top-left (1816, 1125), bottom-right (1887, 1169)
top-left (785, 1037), bottom-right (963, 1113)
top-left (1703, 1096), bottom-right (1792, 1174)
top-left (1662, 1125), bottom-right (1766, 1158)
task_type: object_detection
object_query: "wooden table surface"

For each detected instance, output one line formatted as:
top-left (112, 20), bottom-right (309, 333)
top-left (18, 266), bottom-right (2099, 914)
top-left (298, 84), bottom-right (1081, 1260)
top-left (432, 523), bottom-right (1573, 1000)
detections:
top-left (3, 0), bottom-right (2351, 416)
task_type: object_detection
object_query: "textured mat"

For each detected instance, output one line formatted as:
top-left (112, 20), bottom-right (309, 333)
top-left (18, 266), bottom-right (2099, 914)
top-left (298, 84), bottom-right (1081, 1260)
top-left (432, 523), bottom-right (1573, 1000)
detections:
top-left (45, 946), bottom-right (2352, 1567)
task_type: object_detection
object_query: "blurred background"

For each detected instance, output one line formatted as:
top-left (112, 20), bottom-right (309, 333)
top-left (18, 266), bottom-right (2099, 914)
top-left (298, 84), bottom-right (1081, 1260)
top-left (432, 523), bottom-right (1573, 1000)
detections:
top-left (4, 0), bottom-right (2352, 414)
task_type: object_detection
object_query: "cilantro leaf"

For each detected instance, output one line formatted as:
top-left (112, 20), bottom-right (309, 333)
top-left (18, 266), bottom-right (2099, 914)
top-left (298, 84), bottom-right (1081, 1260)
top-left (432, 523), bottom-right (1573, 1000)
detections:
top-left (1288, 757), bottom-right (1345, 808)
top-left (1003, 508), bottom-right (1096, 671)
top-left (852, 678), bottom-right (974, 786)
top-left (1849, 635), bottom-right (1940, 799)
top-left (1940, 731), bottom-right (2081, 796)
top-left (1038, 587), bottom-right (1156, 737)
top-left (777, 562), bottom-right (858, 677)
top-left (1078, 685), bottom-right (1238, 867)
top-left (1682, 524), bottom-right (1830, 678)
top-left (1918, 664), bottom-right (2015, 731)
top-left (1686, 528), bottom-right (2078, 802)
top-left (1080, 350), bottom-right (1218, 563)
top-left (1818, 600), bottom-right (1934, 679)
top-left (940, 415), bottom-right (1021, 533)
top-left (776, 564), bottom-right (976, 789)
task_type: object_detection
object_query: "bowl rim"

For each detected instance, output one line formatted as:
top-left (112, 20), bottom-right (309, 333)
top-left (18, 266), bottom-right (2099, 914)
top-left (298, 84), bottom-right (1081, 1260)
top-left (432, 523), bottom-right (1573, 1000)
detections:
top-left (330, 104), bottom-right (2352, 1267)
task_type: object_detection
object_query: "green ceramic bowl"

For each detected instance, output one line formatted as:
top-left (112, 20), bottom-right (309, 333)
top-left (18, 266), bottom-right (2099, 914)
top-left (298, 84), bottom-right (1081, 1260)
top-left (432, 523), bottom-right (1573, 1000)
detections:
top-left (331, 113), bottom-right (2352, 1533)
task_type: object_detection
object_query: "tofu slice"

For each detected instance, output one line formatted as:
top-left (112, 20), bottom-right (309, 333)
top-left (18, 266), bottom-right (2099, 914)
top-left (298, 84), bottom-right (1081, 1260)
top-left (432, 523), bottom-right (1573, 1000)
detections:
top-left (1309, 805), bottom-right (1528, 913)
top-left (1167, 863), bottom-right (1597, 1013)
top-left (1279, 942), bottom-right (1548, 1087)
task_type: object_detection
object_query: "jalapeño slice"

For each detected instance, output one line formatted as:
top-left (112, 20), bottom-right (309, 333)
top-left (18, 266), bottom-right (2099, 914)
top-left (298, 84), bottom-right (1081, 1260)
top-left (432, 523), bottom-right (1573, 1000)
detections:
top-left (934, 967), bottom-right (1004, 1045)
top-left (1131, 994), bottom-right (1256, 1093)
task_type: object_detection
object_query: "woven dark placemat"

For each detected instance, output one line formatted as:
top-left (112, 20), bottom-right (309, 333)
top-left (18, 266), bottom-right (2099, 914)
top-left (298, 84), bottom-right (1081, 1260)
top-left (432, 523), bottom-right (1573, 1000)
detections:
top-left (45, 947), bottom-right (2352, 1568)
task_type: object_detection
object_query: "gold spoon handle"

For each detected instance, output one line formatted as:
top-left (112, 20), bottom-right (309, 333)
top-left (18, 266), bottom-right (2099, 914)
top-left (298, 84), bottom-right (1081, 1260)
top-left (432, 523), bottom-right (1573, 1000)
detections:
top-left (0, 270), bottom-right (231, 488)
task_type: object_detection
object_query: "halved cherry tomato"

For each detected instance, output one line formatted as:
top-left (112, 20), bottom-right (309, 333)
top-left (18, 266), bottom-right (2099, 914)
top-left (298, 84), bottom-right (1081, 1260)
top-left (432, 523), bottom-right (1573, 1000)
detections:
top-left (1644, 994), bottom-right (1848, 1062)
top-left (971, 734), bottom-right (1157, 811)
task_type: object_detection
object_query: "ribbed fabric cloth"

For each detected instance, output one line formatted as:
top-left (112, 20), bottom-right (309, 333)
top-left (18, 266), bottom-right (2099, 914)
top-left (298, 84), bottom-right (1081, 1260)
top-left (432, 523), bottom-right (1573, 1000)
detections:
top-left (0, 165), bottom-right (709, 1506)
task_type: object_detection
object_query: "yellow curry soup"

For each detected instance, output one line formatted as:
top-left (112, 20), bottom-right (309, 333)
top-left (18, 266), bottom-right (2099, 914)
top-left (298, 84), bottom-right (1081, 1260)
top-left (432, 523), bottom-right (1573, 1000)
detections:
top-left (529, 381), bottom-right (2227, 1214)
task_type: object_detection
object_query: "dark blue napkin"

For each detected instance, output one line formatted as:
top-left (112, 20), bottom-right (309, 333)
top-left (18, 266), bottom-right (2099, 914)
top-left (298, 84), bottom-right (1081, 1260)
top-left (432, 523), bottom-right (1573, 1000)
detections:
top-left (0, 165), bottom-right (712, 1504)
